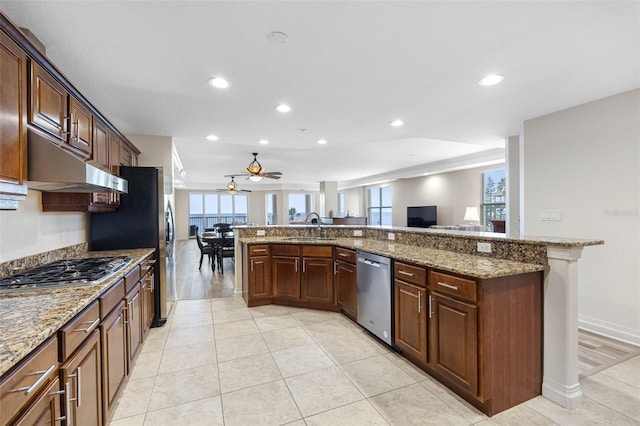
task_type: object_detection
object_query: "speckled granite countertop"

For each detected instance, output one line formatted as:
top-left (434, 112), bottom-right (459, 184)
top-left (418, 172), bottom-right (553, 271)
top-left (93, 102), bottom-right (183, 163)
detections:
top-left (0, 248), bottom-right (154, 377)
top-left (240, 237), bottom-right (546, 279)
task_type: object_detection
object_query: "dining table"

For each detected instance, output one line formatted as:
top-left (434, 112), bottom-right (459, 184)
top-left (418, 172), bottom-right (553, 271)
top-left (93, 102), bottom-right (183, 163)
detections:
top-left (202, 230), bottom-right (234, 271)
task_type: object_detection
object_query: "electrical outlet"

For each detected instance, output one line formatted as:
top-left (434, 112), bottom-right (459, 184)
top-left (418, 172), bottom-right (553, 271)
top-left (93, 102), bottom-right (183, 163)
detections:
top-left (388, 233), bottom-right (395, 240)
top-left (353, 230), bottom-right (363, 237)
top-left (256, 230), bottom-right (266, 236)
top-left (539, 210), bottom-right (562, 221)
top-left (477, 242), bottom-right (492, 253)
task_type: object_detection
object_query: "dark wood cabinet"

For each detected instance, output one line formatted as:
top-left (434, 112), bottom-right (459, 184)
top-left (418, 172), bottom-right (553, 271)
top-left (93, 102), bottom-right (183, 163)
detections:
top-left (335, 250), bottom-right (357, 320)
top-left (125, 283), bottom-right (143, 365)
top-left (242, 244), bottom-right (272, 307)
top-left (272, 254), bottom-right (300, 300)
top-left (29, 62), bottom-right (68, 143)
top-left (141, 269), bottom-right (155, 338)
top-left (0, 29), bottom-right (28, 208)
top-left (395, 280), bottom-right (427, 365)
top-left (12, 376), bottom-right (62, 426)
top-left (301, 256), bottom-right (333, 304)
top-left (108, 132), bottom-right (121, 174)
top-left (100, 301), bottom-right (128, 422)
top-left (428, 291), bottom-right (478, 395)
top-left (41, 191), bottom-right (119, 213)
top-left (92, 117), bottom-right (109, 170)
top-left (68, 96), bottom-right (92, 158)
top-left (60, 329), bottom-right (102, 426)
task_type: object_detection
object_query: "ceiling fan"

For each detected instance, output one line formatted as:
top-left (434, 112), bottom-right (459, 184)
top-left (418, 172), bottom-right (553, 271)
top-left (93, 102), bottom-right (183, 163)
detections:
top-left (226, 152), bottom-right (283, 181)
top-left (216, 176), bottom-right (252, 194)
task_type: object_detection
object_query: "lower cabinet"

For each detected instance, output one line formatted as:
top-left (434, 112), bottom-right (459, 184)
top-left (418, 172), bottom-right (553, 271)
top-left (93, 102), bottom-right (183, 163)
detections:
top-left (125, 283), bottom-right (143, 365)
top-left (427, 291), bottom-right (478, 395)
top-left (12, 376), bottom-right (62, 426)
top-left (335, 258), bottom-right (356, 320)
top-left (243, 243), bottom-right (272, 307)
top-left (271, 245), bottom-right (301, 300)
top-left (394, 280), bottom-right (427, 365)
top-left (300, 256), bottom-right (333, 304)
top-left (60, 329), bottom-right (102, 426)
top-left (100, 301), bottom-right (128, 421)
top-left (141, 270), bottom-right (155, 338)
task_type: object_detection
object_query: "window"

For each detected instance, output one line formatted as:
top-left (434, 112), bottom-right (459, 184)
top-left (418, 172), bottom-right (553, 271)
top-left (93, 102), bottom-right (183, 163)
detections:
top-left (337, 192), bottom-right (345, 217)
top-left (367, 186), bottom-right (392, 226)
top-left (288, 193), bottom-right (313, 224)
top-left (266, 193), bottom-right (278, 225)
top-left (188, 193), bottom-right (249, 232)
top-left (481, 170), bottom-right (506, 225)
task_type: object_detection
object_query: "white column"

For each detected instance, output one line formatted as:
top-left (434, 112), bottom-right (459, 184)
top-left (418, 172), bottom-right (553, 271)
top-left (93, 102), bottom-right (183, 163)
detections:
top-left (542, 245), bottom-right (584, 409)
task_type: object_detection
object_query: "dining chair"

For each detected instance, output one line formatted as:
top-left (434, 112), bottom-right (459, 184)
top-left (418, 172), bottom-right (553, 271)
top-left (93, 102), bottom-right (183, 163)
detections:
top-left (195, 229), bottom-right (215, 270)
top-left (216, 229), bottom-right (234, 273)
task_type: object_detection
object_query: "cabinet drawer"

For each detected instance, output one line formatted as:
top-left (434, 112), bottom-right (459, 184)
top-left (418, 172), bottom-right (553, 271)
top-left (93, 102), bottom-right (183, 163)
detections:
top-left (302, 245), bottom-right (333, 258)
top-left (335, 247), bottom-right (356, 264)
top-left (0, 336), bottom-right (59, 426)
top-left (124, 264), bottom-right (141, 293)
top-left (429, 271), bottom-right (477, 303)
top-left (99, 278), bottom-right (125, 319)
top-left (141, 254), bottom-right (156, 276)
top-left (59, 300), bottom-right (100, 360)
top-left (395, 262), bottom-right (427, 287)
top-left (271, 244), bottom-right (300, 256)
top-left (249, 245), bottom-right (270, 256)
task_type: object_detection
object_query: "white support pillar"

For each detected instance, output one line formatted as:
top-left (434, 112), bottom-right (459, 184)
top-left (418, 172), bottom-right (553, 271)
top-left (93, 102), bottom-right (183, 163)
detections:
top-left (542, 245), bottom-right (584, 409)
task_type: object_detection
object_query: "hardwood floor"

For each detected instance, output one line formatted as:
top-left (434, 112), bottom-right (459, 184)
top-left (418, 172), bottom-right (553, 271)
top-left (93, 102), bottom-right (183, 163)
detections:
top-left (173, 239), bottom-right (236, 300)
top-left (578, 328), bottom-right (640, 378)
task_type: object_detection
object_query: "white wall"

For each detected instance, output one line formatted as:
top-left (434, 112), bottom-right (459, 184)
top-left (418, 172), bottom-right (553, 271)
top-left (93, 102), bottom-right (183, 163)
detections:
top-left (0, 190), bottom-right (86, 262)
top-left (390, 165), bottom-right (502, 227)
top-left (522, 89), bottom-right (640, 344)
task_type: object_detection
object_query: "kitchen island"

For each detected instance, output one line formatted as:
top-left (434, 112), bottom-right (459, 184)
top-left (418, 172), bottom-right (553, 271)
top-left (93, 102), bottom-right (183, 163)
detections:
top-left (234, 224), bottom-right (603, 414)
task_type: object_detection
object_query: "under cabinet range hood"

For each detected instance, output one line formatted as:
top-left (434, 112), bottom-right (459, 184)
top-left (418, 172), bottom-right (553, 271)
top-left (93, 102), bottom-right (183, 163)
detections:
top-left (27, 132), bottom-right (128, 194)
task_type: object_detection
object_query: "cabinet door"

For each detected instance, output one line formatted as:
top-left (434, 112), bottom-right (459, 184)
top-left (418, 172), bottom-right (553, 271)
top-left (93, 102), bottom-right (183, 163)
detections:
top-left (12, 377), bottom-right (61, 426)
top-left (141, 270), bottom-right (155, 336)
top-left (126, 284), bottom-right (143, 364)
top-left (108, 132), bottom-right (121, 174)
top-left (336, 260), bottom-right (357, 318)
top-left (92, 117), bottom-right (109, 169)
top-left (271, 256), bottom-right (300, 300)
top-left (394, 280), bottom-right (427, 364)
top-left (120, 142), bottom-right (132, 166)
top-left (0, 30), bottom-right (28, 194)
top-left (101, 301), bottom-right (127, 421)
top-left (428, 292), bottom-right (478, 396)
top-left (68, 96), bottom-right (92, 158)
top-left (29, 62), bottom-right (68, 142)
top-left (249, 255), bottom-right (271, 299)
top-left (301, 257), bottom-right (333, 304)
top-left (60, 329), bottom-right (102, 426)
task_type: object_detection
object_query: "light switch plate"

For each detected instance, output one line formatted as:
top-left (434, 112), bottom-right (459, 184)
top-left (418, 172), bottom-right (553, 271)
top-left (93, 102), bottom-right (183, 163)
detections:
top-left (477, 242), bottom-right (492, 253)
top-left (540, 210), bottom-right (562, 221)
top-left (353, 230), bottom-right (363, 237)
top-left (256, 230), bottom-right (266, 236)
top-left (388, 233), bottom-right (395, 240)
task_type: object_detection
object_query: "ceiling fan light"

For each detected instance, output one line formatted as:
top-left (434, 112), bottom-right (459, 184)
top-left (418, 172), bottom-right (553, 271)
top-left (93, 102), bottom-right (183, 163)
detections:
top-left (248, 175), bottom-right (263, 182)
top-left (247, 152), bottom-right (263, 175)
top-left (229, 189), bottom-right (237, 195)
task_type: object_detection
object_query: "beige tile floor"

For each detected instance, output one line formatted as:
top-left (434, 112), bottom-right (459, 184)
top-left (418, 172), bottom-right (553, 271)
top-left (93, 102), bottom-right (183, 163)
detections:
top-left (107, 295), bottom-right (640, 426)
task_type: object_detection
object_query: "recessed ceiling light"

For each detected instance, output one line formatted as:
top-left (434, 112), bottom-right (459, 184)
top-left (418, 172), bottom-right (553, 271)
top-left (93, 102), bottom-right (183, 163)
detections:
top-left (207, 77), bottom-right (229, 89)
top-left (317, 139), bottom-right (327, 145)
top-left (478, 74), bottom-right (504, 86)
top-left (206, 134), bottom-right (219, 141)
top-left (276, 104), bottom-right (291, 113)
top-left (390, 119), bottom-right (404, 127)
top-left (258, 139), bottom-right (270, 145)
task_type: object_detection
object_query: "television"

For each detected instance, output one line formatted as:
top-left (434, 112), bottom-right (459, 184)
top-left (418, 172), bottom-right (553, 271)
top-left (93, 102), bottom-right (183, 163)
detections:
top-left (407, 206), bottom-right (437, 228)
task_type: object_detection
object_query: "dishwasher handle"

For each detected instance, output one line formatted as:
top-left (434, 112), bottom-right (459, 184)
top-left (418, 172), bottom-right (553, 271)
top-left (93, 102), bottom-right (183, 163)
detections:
top-left (358, 257), bottom-right (382, 267)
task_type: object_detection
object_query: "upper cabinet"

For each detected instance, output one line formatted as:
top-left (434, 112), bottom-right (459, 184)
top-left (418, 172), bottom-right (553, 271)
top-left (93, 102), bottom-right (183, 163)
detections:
top-left (0, 29), bottom-right (28, 209)
top-left (0, 11), bottom-right (140, 210)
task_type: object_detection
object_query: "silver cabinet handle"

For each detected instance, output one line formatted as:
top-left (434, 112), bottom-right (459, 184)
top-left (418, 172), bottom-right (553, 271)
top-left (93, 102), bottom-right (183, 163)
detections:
top-left (333, 261), bottom-right (337, 275)
top-left (250, 259), bottom-right (254, 272)
top-left (63, 381), bottom-right (73, 425)
top-left (418, 291), bottom-right (422, 313)
top-left (302, 259), bottom-right (306, 273)
top-left (253, 248), bottom-right (267, 253)
top-left (428, 295), bottom-right (433, 319)
top-left (75, 318), bottom-right (100, 334)
top-left (399, 288), bottom-right (418, 298)
top-left (338, 253), bottom-right (349, 257)
top-left (398, 270), bottom-right (414, 277)
top-left (11, 364), bottom-right (56, 396)
top-left (437, 281), bottom-right (459, 291)
top-left (295, 259), bottom-right (298, 272)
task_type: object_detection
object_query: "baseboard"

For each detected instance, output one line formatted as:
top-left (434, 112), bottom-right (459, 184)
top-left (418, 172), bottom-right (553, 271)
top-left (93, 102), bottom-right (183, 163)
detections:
top-left (578, 316), bottom-right (640, 346)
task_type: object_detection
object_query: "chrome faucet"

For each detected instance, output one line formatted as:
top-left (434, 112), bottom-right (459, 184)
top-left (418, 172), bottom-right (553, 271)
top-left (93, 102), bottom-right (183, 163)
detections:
top-left (304, 212), bottom-right (323, 237)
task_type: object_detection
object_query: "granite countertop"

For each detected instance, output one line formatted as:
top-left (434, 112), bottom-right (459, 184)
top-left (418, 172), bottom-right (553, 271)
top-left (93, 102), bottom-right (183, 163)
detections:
top-left (0, 248), bottom-right (154, 377)
top-left (240, 237), bottom-right (546, 279)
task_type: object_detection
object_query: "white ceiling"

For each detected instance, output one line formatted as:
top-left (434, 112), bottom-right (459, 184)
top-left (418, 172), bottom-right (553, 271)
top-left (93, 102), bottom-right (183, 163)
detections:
top-left (1, 1), bottom-right (638, 190)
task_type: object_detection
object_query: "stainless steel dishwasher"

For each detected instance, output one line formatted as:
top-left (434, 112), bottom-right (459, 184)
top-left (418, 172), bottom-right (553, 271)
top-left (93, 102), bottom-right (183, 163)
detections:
top-left (356, 251), bottom-right (392, 345)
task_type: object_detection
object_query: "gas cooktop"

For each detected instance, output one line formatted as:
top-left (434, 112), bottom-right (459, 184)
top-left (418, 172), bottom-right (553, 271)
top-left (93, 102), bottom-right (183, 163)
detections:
top-left (0, 256), bottom-right (132, 292)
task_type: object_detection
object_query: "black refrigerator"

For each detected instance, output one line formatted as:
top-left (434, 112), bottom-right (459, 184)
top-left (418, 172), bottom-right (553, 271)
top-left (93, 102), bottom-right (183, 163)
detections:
top-left (89, 166), bottom-right (173, 327)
